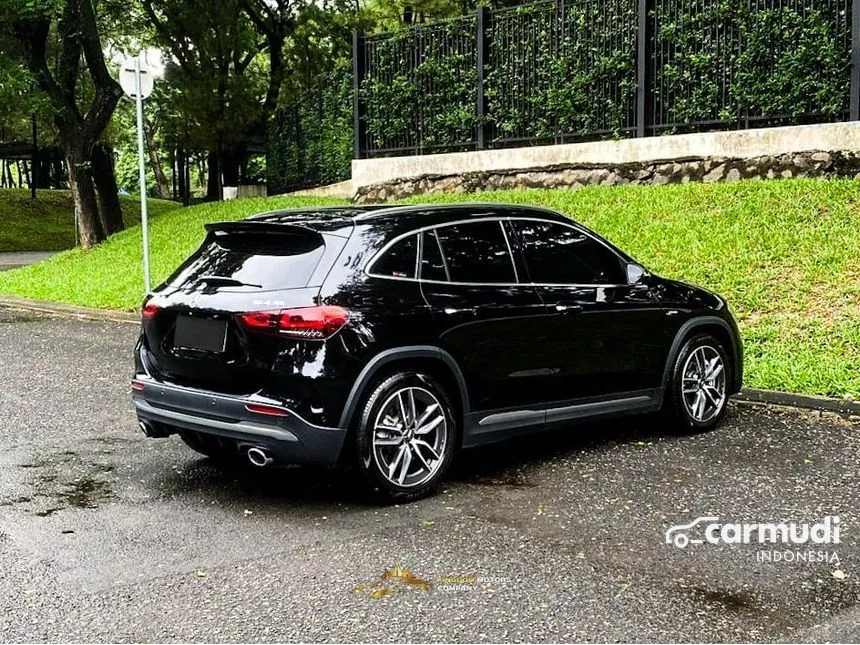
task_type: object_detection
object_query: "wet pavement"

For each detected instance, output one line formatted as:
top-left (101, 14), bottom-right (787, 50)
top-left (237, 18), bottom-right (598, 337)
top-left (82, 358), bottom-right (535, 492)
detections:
top-left (0, 305), bottom-right (858, 642)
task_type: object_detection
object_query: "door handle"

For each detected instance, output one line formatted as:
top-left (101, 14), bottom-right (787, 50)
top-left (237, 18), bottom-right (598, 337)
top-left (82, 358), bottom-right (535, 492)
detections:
top-left (555, 303), bottom-right (583, 314)
top-left (443, 307), bottom-right (477, 316)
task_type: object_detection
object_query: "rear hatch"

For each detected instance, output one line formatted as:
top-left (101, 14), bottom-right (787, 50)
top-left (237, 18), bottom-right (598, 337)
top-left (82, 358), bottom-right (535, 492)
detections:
top-left (141, 221), bottom-right (349, 394)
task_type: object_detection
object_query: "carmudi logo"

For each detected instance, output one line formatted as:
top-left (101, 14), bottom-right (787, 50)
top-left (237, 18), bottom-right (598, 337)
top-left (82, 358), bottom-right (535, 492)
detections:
top-left (665, 515), bottom-right (841, 549)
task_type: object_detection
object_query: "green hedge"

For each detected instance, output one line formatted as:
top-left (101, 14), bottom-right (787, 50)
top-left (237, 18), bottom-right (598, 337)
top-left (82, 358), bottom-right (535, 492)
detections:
top-left (267, 67), bottom-right (353, 194)
top-left (487, 0), bottom-right (637, 142)
top-left (653, 0), bottom-right (850, 127)
top-left (360, 17), bottom-right (480, 153)
top-left (355, 0), bottom-right (852, 152)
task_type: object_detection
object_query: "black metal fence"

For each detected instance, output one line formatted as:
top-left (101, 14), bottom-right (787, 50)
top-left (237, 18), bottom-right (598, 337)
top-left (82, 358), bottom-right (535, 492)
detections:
top-left (268, 66), bottom-right (353, 194)
top-left (353, 0), bottom-right (858, 158)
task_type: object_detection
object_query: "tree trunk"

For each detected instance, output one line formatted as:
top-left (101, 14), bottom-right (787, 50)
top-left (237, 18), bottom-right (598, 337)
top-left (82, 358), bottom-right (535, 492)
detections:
top-left (91, 142), bottom-right (125, 235)
top-left (170, 148), bottom-right (176, 199)
top-left (143, 122), bottom-right (170, 198)
top-left (206, 150), bottom-right (220, 201)
top-left (221, 148), bottom-right (241, 188)
top-left (66, 146), bottom-right (106, 249)
top-left (176, 147), bottom-right (188, 205)
top-left (13, 2), bottom-right (123, 246)
top-left (54, 160), bottom-right (65, 188)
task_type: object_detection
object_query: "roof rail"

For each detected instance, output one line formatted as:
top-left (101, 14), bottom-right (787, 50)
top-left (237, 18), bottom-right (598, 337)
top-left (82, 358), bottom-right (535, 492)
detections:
top-left (351, 202), bottom-right (564, 222)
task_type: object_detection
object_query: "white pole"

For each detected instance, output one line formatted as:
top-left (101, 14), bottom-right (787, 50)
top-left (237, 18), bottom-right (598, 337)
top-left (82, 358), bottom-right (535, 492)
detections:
top-left (134, 56), bottom-right (151, 294)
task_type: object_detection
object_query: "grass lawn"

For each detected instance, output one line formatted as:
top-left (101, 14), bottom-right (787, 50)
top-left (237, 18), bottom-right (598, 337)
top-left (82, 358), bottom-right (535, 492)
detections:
top-left (0, 188), bottom-right (178, 252)
top-left (0, 179), bottom-right (857, 398)
top-left (0, 194), bottom-right (345, 309)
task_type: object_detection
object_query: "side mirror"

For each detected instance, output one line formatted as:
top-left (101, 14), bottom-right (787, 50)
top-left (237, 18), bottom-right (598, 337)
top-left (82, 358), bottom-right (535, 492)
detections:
top-left (626, 263), bottom-right (649, 285)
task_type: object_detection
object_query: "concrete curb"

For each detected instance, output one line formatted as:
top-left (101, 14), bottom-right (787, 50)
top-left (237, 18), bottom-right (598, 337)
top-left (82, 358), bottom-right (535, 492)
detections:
top-left (0, 296), bottom-right (139, 324)
top-left (737, 388), bottom-right (860, 416)
top-left (1, 295), bottom-right (858, 416)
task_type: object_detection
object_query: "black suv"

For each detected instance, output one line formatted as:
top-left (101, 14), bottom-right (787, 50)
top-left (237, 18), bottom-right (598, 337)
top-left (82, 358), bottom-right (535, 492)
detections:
top-left (133, 203), bottom-right (742, 500)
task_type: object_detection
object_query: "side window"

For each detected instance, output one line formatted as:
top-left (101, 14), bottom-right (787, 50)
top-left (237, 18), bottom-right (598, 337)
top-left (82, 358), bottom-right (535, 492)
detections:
top-left (434, 220), bottom-right (516, 284)
top-left (513, 220), bottom-right (626, 285)
top-left (369, 234), bottom-right (417, 279)
top-left (420, 230), bottom-right (448, 281)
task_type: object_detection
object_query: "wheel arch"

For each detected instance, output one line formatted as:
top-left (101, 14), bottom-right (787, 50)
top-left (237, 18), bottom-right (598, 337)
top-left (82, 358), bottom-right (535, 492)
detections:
top-left (337, 346), bottom-right (471, 432)
top-left (661, 316), bottom-right (743, 395)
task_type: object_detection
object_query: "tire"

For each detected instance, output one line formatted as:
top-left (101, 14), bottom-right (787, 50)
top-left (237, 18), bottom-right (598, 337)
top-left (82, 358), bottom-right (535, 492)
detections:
top-left (179, 429), bottom-right (239, 462)
top-left (663, 333), bottom-right (731, 433)
top-left (354, 371), bottom-right (458, 502)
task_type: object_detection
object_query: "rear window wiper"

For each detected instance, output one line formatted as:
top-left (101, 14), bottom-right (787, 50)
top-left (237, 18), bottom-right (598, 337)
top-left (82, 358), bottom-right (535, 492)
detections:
top-left (198, 275), bottom-right (262, 288)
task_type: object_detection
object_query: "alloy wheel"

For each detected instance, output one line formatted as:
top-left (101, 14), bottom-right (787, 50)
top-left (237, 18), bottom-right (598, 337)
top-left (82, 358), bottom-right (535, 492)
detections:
top-left (681, 345), bottom-right (726, 423)
top-left (371, 386), bottom-right (448, 488)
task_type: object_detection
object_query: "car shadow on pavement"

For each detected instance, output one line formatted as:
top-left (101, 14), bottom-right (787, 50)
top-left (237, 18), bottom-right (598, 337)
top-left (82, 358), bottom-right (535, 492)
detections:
top-left (450, 411), bottom-right (679, 485)
top-left (154, 409), bottom-right (694, 508)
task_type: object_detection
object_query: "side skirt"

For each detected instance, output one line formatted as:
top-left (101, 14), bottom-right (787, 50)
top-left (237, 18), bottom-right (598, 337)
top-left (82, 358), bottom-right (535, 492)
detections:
top-left (462, 388), bottom-right (663, 448)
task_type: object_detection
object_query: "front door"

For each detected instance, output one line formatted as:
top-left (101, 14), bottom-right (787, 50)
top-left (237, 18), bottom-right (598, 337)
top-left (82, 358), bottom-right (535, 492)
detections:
top-left (508, 218), bottom-right (665, 402)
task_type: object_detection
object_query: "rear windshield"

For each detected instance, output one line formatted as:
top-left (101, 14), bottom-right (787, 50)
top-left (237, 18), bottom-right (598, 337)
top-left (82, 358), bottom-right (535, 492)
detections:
top-left (167, 230), bottom-right (325, 290)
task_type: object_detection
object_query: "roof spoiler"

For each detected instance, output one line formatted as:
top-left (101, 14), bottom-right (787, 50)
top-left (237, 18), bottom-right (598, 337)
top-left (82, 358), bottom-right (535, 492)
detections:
top-left (204, 221), bottom-right (322, 237)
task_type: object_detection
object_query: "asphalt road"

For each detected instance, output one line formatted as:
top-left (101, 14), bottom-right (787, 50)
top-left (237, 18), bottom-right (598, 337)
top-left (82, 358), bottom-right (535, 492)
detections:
top-left (0, 305), bottom-right (858, 643)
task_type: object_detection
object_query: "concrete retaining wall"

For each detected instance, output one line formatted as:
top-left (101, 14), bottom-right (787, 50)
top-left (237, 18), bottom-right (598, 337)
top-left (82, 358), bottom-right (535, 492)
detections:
top-left (351, 122), bottom-right (860, 202)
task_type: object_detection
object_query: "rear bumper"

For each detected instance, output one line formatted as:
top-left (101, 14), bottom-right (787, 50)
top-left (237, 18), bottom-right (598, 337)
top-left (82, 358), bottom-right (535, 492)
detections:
top-left (132, 375), bottom-right (348, 466)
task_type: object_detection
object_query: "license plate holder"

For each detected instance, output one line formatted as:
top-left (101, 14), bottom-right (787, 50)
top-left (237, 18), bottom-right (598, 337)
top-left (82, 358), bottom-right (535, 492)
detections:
top-left (174, 315), bottom-right (228, 353)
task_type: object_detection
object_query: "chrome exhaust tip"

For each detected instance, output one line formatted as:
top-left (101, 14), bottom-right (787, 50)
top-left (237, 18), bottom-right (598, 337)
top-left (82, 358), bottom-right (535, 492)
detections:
top-left (246, 447), bottom-right (273, 467)
top-left (139, 421), bottom-right (154, 437)
top-left (139, 420), bottom-right (171, 438)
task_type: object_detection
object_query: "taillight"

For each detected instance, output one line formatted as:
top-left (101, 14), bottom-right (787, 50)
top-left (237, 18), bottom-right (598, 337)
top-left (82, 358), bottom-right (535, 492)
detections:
top-left (237, 305), bottom-right (350, 340)
top-left (142, 297), bottom-right (160, 320)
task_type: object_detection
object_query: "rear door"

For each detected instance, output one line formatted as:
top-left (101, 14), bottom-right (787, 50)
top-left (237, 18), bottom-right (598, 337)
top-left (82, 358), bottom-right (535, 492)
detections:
top-left (418, 218), bottom-right (546, 413)
top-left (142, 223), bottom-right (347, 393)
top-left (509, 218), bottom-right (664, 401)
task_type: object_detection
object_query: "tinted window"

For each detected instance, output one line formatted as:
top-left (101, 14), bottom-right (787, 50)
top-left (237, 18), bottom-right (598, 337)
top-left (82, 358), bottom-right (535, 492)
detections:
top-left (168, 230), bottom-right (325, 289)
top-left (513, 220), bottom-right (626, 285)
top-left (435, 221), bottom-right (516, 284)
top-left (420, 231), bottom-right (448, 281)
top-left (370, 234), bottom-right (417, 278)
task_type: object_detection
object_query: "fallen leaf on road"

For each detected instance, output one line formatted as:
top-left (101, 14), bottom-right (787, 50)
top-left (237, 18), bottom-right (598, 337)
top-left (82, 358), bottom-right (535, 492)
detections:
top-left (382, 566), bottom-right (432, 589)
top-left (615, 582), bottom-right (631, 598)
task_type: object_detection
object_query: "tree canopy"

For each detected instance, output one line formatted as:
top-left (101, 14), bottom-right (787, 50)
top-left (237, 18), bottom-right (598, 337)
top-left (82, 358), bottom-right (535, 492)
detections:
top-left (0, 0), bottom-right (461, 248)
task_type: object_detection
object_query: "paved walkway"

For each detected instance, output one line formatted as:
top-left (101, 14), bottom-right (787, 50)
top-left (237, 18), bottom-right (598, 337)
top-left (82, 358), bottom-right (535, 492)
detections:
top-left (0, 251), bottom-right (55, 271)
